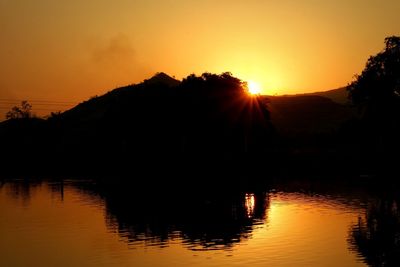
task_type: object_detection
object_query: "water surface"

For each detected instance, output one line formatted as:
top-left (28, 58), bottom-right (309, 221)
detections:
top-left (0, 179), bottom-right (397, 267)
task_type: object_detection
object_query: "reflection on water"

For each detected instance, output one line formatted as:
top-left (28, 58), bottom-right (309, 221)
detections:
top-left (349, 195), bottom-right (400, 266)
top-left (245, 193), bottom-right (255, 218)
top-left (1, 178), bottom-right (398, 266)
top-left (100, 186), bottom-right (270, 251)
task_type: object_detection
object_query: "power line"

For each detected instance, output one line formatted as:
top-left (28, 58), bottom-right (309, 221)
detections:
top-left (0, 103), bottom-right (74, 107)
top-left (0, 99), bottom-right (78, 117)
top-left (0, 108), bottom-right (68, 111)
top-left (0, 99), bottom-right (78, 104)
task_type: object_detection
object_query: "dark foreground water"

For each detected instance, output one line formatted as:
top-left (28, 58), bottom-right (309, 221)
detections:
top-left (0, 178), bottom-right (399, 267)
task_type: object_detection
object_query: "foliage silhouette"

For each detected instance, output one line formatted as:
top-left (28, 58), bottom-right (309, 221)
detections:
top-left (178, 73), bottom-right (272, 166)
top-left (348, 36), bottom-right (400, 110)
top-left (347, 36), bottom-right (400, 172)
top-left (6, 101), bottom-right (33, 120)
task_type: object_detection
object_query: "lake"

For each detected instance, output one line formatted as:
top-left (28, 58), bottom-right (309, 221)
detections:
top-left (0, 178), bottom-right (398, 267)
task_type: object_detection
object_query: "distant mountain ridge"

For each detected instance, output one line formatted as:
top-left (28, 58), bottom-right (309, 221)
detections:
top-left (262, 87), bottom-right (354, 134)
top-left (266, 94), bottom-right (355, 134)
top-left (304, 87), bottom-right (349, 104)
top-left (271, 87), bottom-right (349, 104)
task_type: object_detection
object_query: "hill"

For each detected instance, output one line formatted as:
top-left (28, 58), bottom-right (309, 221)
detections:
top-left (266, 94), bottom-right (356, 135)
top-left (59, 72), bottom-right (180, 123)
top-left (0, 72), bottom-right (272, 176)
top-left (271, 87), bottom-right (350, 105)
top-left (307, 87), bottom-right (349, 104)
top-left (274, 87), bottom-right (349, 104)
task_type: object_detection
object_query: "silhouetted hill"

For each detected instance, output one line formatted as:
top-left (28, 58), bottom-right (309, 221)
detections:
top-left (272, 87), bottom-right (349, 104)
top-left (267, 95), bottom-right (356, 135)
top-left (307, 87), bottom-right (349, 104)
top-left (143, 72), bottom-right (181, 87)
top-left (60, 72), bottom-right (181, 123)
top-left (0, 72), bottom-right (272, 176)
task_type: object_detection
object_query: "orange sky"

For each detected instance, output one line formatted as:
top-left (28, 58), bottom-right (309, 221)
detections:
top-left (1, 0), bottom-right (400, 118)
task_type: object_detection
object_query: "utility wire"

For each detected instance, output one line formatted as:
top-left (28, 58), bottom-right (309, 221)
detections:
top-left (0, 104), bottom-right (74, 107)
top-left (0, 99), bottom-right (77, 104)
top-left (0, 107), bottom-right (68, 111)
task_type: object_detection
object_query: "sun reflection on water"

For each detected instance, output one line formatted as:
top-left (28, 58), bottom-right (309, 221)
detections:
top-left (245, 193), bottom-right (255, 218)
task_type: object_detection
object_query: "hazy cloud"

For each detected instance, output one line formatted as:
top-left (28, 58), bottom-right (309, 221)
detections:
top-left (91, 34), bottom-right (136, 67)
top-left (86, 33), bottom-right (153, 88)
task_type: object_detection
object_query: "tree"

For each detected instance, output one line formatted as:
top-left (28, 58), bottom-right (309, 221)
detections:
top-left (6, 101), bottom-right (33, 120)
top-left (347, 36), bottom-right (400, 170)
top-left (179, 72), bottom-right (272, 161)
top-left (347, 36), bottom-right (400, 120)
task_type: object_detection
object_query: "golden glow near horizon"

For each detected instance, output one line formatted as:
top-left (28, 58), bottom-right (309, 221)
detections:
top-left (1, 0), bottom-right (400, 118)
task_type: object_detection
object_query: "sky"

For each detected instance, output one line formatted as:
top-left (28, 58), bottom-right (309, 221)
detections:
top-left (1, 0), bottom-right (399, 117)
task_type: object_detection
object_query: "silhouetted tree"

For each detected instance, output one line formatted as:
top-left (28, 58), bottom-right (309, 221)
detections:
top-left (6, 101), bottom-right (33, 120)
top-left (347, 36), bottom-right (400, 170)
top-left (348, 36), bottom-right (400, 120)
top-left (179, 72), bottom-right (272, 162)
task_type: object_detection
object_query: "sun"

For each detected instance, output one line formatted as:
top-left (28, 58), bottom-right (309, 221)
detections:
top-left (248, 80), bottom-right (261, 95)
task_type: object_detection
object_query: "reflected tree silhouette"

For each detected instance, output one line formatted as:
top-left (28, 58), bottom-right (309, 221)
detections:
top-left (3, 179), bottom-right (43, 206)
top-left (5, 177), bottom-right (400, 262)
top-left (0, 178), bottom-right (270, 251)
top-left (97, 186), bottom-right (270, 250)
top-left (349, 196), bottom-right (400, 266)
